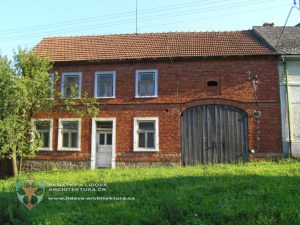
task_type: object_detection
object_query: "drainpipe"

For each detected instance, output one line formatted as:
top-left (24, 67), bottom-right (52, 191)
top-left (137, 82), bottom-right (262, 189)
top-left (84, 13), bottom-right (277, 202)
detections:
top-left (282, 56), bottom-right (293, 157)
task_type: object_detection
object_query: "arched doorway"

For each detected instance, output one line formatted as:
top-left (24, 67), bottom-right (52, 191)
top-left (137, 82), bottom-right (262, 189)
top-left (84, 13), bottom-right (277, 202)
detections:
top-left (181, 105), bottom-right (248, 165)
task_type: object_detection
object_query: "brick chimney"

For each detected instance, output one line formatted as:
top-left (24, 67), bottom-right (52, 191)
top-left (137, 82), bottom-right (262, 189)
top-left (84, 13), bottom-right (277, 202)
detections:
top-left (263, 22), bottom-right (274, 27)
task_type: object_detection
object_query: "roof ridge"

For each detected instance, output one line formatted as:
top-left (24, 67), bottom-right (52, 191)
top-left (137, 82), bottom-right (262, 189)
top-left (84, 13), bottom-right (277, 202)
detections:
top-left (42, 30), bottom-right (252, 40)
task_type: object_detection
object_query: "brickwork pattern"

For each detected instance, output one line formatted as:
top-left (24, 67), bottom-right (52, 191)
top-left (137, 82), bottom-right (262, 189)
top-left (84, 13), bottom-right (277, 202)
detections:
top-left (34, 56), bottom-right (282, 167)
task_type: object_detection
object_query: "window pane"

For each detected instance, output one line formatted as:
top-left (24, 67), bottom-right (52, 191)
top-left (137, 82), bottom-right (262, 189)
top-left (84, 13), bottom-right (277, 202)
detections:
top-left (97, 122), bottom-right (113, 129)
top-left (71, 132), bottom-right (78, 148)
top-left (140, 73), bottom-right (154, 81)
top-left (36, 121), bottom-right (50, 130)
top-left (42, 132), bottom-right (50, 148)
top-left (107, 133), bottom-right (112, 145)
top-left (64, 75), bottom-right (79, 97)
top-left (106, 83), bottom-right (113, 96)
top-left (138, 72), bottom-right (155, 96)
top-left (99, 133), bottom-right (105, 145)
top-left (63, 133), bottom-right (69, 147)
top-left (147, 133), bottom-right (154, 148)
top-left (100, 74), bottom-right (113, 82)
top-left (139, 82), bottom-right (147, 96)
top-left (139, 122), bottom-right (154, 130)
top-left (63, 122), bottom-right (78, 130)
top-left (98, 74), bottom-right (113, 97)
top-left (98, 83), bottom-right (113, 97)
top-left (98, 83), bottom-right (105, 97)
top-left (139, 133), bottom-right (145, 147)
top-left (148, 82), bottom-right (155, 95)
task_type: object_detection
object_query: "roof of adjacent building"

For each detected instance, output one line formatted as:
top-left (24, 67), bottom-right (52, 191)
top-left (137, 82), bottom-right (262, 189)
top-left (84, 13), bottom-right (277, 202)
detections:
top-left (253, 26), bottom-right (300, 54)
top-left (33, 31), bottom-right (275, 62)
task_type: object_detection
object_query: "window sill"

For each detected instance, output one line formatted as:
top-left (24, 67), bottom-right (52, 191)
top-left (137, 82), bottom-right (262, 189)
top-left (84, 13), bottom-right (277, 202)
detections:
top-left (38, 148), bottom-right (53, 151)
top-left (60, 97), bottom-right (81, 100)
top-left (133, 148), bottom-right (159, 152)
top-left (57, 148), bottom-right (81, 151)
top-left (135, 95), bottom-right (158, 99)
top-left (95, 96), bottom-right (116, 99)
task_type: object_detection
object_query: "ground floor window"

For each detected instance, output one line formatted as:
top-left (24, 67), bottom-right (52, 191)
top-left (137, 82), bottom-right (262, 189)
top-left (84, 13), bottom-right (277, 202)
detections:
top-left (33, 119), bottom-right (53, 151)
top-left (133, 117), bottom-right (159, 152)
top-left (58, 118), bottom-right (81, 151)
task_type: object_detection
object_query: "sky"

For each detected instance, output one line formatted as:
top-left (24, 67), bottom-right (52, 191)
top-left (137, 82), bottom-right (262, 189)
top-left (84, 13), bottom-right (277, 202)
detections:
top-left (1, 0), bottom-right (300, 60)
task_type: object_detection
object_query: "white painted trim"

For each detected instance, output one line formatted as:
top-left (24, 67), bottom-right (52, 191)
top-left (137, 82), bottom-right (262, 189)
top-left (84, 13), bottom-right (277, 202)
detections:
top-left (91, 118), bottom-right (116, 169)
top-left (94, 71), bottom-right (116, 98)
top-left (61, 72), bottom-right (82, 99)
top-left (133, 117), bottom-right (159, 152)
top-left (135, 69), bottom-right (158, 98)
top-left (32, 118), bottom-right (53, 151)
top-left (57, 118), bottom-right (81, 151)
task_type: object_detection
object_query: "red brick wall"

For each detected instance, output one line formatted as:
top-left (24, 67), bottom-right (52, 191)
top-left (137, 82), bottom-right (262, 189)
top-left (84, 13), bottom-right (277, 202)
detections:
top-left (35, 56), bottom-right (282, 164)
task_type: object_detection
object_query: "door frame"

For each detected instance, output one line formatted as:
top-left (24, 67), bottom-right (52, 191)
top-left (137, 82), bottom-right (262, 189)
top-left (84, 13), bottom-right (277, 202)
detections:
top-left (91, 118), bottom-right (116, 169)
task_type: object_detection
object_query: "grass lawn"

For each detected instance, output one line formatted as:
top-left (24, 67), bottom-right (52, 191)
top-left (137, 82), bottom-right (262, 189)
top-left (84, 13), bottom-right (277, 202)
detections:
top-left (0, 160), bottom-right (299, 225)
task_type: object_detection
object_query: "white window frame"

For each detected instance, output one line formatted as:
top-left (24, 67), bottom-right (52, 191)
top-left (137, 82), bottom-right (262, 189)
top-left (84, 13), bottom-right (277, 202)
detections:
top-left (61, 72), bottom-right (82, 99)
top-left (32, 119), bottom-right (53, 151)
top-left (58, 118), bottom-right (81, 151)
top-left (135, 69), bottom-right (158, 98)
top-left (94, 71), bottom-right (116, 98)
top-left (133, 117), bottom-right (159, 152)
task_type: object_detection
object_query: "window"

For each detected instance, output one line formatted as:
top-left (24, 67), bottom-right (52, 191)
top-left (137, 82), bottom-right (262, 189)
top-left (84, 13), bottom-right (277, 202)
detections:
top-left (58, 119), bottom-right (81, 151)
top-left (133, 117), bottom-right (159, 151)
top-left (33, 119), bottom-right (53, 151)
top-left (135, 69), bottom-right (158, 97)
top-left (61, 72), bottom-right (82, 98)
top-left (97, 121), bottom-right (113, 145)
top-left (94, 71), bottom-right (116, 98)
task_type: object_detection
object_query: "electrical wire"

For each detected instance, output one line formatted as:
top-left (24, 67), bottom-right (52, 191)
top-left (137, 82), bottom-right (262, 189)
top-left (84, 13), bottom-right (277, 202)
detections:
top-left (0, 0), bottom-right (279, 40)
top-left (0, 0), bottom-right (288, 53)
top-left (275, 2), bottom-right (300, 49)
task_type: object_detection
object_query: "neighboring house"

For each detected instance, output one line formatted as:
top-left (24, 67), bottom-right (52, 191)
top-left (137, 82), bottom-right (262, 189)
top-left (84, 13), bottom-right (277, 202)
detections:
top-left (253, 25), bottom-right (300, 158)
top-left (27, 31), bottom-right (282, 170)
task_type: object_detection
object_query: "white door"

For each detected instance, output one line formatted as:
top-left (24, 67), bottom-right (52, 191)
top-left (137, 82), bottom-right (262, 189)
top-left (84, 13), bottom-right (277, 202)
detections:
top-left (96, 130), bottom-right (112, 168)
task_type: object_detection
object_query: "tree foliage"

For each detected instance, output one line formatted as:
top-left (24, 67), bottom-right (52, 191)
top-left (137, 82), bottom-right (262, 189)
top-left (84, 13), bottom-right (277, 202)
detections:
top-left (0, 49), bottom-right (99, 176)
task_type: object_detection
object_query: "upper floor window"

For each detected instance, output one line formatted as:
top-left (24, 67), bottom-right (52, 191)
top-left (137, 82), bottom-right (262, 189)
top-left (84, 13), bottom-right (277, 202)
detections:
top-left (33, 119), bottom-right (53, 151)
top-left (135, 69), bottom-right (158, 98)
top-left (94, 71), bottom-right (116, 98)
top-left (61, 72), bottom-right (82, 98)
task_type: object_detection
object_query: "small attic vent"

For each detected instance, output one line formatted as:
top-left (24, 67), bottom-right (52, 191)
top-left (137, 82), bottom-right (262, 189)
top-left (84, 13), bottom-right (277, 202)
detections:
top-left (207, 81), bottom-right (218, 86)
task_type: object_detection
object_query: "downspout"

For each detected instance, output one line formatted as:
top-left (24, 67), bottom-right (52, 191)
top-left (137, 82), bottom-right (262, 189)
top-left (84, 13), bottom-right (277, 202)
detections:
top-left (282, 56), bottom-right (293, 157)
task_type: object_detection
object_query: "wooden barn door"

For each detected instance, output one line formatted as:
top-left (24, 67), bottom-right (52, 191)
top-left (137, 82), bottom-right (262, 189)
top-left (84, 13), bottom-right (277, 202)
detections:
top-left (181, 105), bottom-right (248, 165)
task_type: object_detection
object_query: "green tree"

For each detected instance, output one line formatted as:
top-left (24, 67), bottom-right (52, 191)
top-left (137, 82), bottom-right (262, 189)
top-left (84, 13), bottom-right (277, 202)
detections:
top-left (0, 49), bottom-right (99, 176)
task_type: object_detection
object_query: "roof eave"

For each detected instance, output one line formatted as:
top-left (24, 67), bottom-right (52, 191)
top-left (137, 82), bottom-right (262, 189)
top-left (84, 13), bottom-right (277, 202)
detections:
top-left (50, 54), bottom-right (277, 65)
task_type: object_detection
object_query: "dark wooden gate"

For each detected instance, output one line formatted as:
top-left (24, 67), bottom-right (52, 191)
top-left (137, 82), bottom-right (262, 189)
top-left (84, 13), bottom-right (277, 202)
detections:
top-left (181, 105), bottom-right (248, 165)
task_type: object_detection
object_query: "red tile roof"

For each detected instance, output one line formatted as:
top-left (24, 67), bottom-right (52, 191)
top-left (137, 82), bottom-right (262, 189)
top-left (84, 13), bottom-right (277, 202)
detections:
top-left (33, 31), bottom-right (275, 62)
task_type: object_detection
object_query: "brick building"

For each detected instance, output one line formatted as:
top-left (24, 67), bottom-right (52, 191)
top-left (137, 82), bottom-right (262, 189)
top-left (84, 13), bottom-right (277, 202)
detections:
top-left (26, 31), bottom-right (282, 170)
